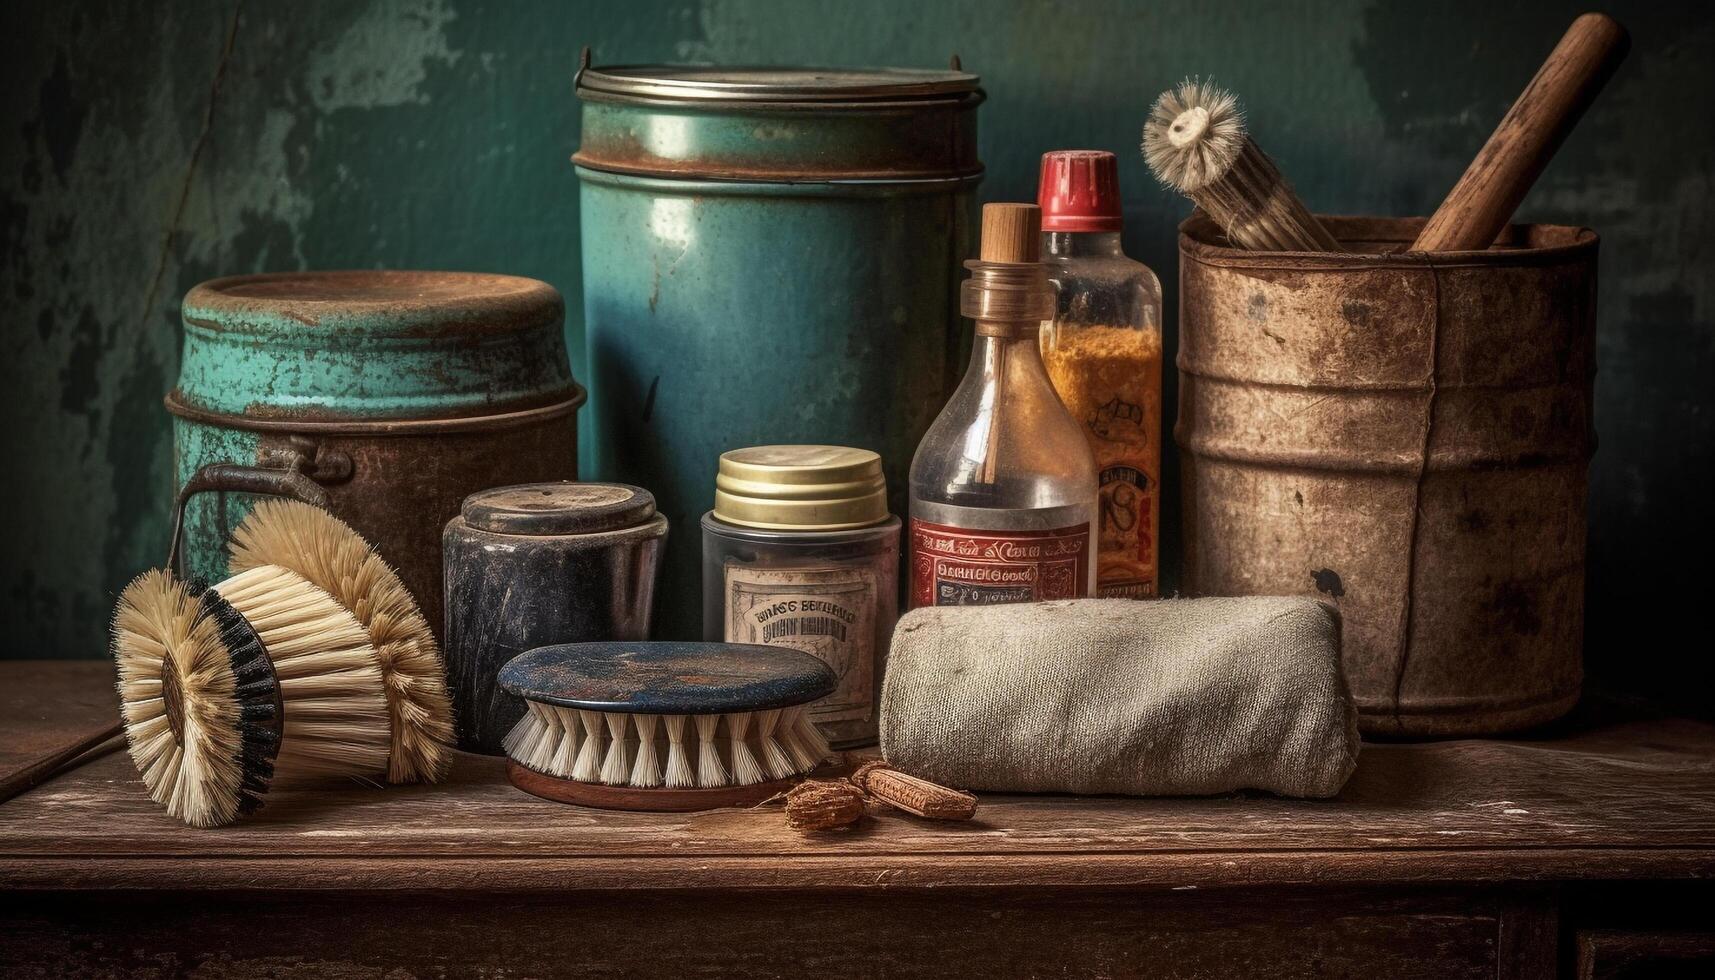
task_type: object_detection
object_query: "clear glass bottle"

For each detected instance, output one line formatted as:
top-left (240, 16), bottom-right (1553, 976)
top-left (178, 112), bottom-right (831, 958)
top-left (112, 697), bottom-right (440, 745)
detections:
top-left (701, 445), bottom-right (899, 748)
top-left (908, 203), bottom-right (1099, 607)
top-left (1038, 151), bottom-right (1165, 598)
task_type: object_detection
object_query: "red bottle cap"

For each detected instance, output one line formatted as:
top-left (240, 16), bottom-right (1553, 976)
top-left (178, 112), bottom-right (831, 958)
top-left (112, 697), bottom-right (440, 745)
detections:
top-left (1037, 150), bottom-right (1123, 233)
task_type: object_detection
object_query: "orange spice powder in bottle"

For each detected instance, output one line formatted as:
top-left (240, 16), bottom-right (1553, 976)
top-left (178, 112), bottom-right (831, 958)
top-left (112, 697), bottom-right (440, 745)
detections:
top-left (1037, 151), bottom-right (1165, 598)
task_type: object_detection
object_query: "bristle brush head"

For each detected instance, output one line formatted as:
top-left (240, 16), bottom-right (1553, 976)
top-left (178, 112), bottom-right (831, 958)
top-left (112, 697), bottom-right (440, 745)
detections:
top-left (226, 498), bottom-right (454, 784)
top-left (111, 569), bottom-right (281, 827)
top-left (1143, 78), bottom-right (1247, 194)
top-left (210, 564), bottom-right (393, 781)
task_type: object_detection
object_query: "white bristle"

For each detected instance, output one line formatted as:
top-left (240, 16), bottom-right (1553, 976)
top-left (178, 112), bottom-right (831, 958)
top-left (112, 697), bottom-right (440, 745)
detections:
top-left (573, 710), bottom-right (604, 782)
top-left (214, 564), bottom-right (391, 780)
top-left (777, 706), bottom-right (818, 771)
top-left (1142, 79), bottom-right (1246, 195)
top-left (726, 712), bottom-right (765, 786)
top-left (695, 713), bottom-right (729, 788)
top-left (112, 570), bottom-right (247, 828)
top-left (754, 708), bottom-right (796, 781)
top-left (792, 710), bottom-right (832, 766)
top-left (549, 706), bottom-right (581, 776)
top-left (1141, 78), bottom-right (1342, 253)
top-left (599, 713), bottom-right (631, 785)
top-left (525, 704), bottom-right (563, 773)
top-left (503, 703), bottom-right (833, 791)
top-left (501, 705), bottom-right (538, 761)
top-left (629, 714), bottom-right (662, 787)
top-left (663, 714), bottom-right (694, 788)
top-left (228, 499), bottom-right (455, 784)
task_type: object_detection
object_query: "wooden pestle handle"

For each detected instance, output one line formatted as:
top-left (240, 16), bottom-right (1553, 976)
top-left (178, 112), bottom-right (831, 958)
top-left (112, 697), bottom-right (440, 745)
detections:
top-left (1412, 13), bottom-right (1628, 252)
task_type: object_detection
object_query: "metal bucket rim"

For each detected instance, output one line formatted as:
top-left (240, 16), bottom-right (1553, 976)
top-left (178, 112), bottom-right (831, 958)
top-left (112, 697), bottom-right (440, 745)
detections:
top-left (182, 270), bottom-right (565, 338)
top-left (575, 61), bottom-right (983, 108)
top-left (572, 163), bottom-right (984, 194)
top-left (164, 383), bottom-right (586, 436)
top-left (1179, 213), bottom-right (1599, 269)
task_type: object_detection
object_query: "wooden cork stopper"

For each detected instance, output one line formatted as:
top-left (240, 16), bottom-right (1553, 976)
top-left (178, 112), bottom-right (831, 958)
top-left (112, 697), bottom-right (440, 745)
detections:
top-left (979, 203), bottom-right (1041, 263)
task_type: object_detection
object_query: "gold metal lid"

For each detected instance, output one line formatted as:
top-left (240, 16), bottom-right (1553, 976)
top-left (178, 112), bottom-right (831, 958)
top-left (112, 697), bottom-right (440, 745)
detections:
top-left (714, 445), bottom-right (889, 530)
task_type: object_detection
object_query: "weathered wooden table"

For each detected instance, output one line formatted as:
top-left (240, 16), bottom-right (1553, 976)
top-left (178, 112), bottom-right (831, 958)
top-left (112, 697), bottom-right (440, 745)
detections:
top-left (2, 661), bottom-right (1712, 978)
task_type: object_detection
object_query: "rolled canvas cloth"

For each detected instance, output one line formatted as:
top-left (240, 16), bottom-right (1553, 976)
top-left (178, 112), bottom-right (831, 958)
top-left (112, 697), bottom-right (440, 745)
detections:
top-left (880, 597), bottom-right (1358, 798)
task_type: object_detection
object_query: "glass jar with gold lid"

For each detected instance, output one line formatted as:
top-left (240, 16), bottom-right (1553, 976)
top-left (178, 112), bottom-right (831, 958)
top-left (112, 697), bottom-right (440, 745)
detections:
top-left (701, 445), bottom-right (900, 748)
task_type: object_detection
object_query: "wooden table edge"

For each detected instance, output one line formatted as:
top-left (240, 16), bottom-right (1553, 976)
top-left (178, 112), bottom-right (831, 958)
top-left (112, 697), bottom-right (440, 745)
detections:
top-left (4, 846), bottom-right (1712, 893)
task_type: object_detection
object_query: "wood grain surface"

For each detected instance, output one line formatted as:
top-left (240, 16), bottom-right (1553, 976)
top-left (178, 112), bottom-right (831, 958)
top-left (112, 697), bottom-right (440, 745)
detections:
top-left (1, 661), bottom-right (1712, 893)
top-left (0, 888), bottom-right (1522, 979)
top-left (0, 660), bottom-right (120, 803)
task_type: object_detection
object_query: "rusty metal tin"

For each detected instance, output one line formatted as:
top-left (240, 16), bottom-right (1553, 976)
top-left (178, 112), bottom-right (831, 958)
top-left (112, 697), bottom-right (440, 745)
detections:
top-left (575, 57), bottom-right (981, 639)
top-left (573, 56), bottom-right (983, 182)
top-left (169, 271), bottom-right (584, 639)
top-left (1177, 215), bottom-right (1596, 736)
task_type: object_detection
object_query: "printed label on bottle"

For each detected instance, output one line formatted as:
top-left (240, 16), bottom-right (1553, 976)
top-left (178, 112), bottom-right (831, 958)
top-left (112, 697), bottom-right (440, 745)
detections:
top-left (1097, 461), bottom-right (1155, 599)
top-left (724, 564), bottom-right (876, 723)
top-left (1042, 327), bottom-right (1162, 599)
top-left (909, 519), bottom-right (1091, 608)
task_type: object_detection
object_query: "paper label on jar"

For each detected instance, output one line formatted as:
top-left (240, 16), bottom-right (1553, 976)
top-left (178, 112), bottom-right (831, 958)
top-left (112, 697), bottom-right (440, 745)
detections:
top-left (724, 564), bottom-right (876, 723)
top-left (909, 519), bottom-right (1091, 607)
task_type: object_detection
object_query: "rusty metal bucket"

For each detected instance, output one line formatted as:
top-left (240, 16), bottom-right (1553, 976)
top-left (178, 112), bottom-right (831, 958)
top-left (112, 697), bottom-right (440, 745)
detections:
top-left (169, 271), bottom-right (584, 641)
top-left (1177, 215), bottom-right (1596, 736)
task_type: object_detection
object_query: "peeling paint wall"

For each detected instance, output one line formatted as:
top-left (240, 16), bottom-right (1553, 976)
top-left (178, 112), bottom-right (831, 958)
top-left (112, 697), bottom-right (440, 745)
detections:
top-left (3, 0), bottom-right (1710, 703)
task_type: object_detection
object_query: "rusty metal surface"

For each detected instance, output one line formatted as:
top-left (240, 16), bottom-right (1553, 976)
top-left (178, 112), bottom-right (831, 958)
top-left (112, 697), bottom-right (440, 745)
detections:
top-left (182, 270), bottom-right (564, 338)
top-left (572, 61), bottom-right (983, 183)
top-left (1177, 214), bottom-right (1597, 736)
top-left (175, 270), bottom-right (576, 421)
top-left (171, 270), bottom-right (583, 645)
top-left (258, 419), bottom-right (581, 646)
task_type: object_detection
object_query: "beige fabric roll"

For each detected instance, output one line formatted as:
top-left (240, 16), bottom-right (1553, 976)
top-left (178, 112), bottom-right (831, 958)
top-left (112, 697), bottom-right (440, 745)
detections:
top-left (880, 597), bottom-right (1358, 798)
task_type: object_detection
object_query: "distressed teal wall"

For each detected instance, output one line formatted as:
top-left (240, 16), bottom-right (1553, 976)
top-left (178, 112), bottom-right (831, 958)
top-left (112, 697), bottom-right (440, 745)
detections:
top-left (3, 1), bottom-right (1710, 702)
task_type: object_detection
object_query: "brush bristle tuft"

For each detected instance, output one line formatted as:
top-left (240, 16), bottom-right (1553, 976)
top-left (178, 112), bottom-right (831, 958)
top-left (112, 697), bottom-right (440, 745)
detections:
top-left (503, 706), bottom-right (828, 790)
top-left (228, 499), bottom-right (455, 784)
top-left (212, 564), bottom-right (392, 781)
top-left (112, 569), bottom-right (281, 827)
top-left (1143, 78), bottom-right (1247, 195)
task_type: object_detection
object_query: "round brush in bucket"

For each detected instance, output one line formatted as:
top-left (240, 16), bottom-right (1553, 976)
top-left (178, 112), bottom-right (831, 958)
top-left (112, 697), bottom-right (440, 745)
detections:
top-left (227, 498), bottom-right (455, 783)
top-left (1142, 79), bottom-right (1340, 252)
top-left (500, 641), bottom-right (836, 812)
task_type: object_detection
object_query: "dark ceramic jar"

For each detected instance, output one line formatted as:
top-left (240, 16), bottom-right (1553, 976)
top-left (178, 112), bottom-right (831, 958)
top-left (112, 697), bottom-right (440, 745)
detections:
top-left (443, 482), bottom-right (667, 753)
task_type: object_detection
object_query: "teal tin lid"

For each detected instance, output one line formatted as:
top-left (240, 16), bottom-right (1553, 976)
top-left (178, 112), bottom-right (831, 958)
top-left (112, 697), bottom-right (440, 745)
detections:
top-left (171, 270), bottom-right (581, 425)
top-left (573, 51), bottom-right (984, 183)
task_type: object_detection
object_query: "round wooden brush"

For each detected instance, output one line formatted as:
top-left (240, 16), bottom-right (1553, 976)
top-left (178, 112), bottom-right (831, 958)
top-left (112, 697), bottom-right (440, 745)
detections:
top-left (1143, 79), bottom-right (1342, 252)
top-left (500, 642), bottom-right (837, 812)
top-left (112, 569), bottom-right (282, 827)
top-left (226, 499), bottom-right (454, 783)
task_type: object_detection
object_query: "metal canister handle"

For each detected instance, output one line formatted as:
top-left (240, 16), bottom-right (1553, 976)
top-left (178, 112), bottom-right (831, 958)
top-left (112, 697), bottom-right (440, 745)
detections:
top-left (165, 455), bottom-right (332, 575)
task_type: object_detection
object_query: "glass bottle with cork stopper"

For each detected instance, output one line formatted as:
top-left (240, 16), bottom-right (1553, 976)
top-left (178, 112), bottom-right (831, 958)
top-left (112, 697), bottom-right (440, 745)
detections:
top-left (908, 203), bottom-right (1099, 607)
top-left (701, 445), bottom-right (899, 748)
top-left (1038, 150), bottom-right (1165, 598)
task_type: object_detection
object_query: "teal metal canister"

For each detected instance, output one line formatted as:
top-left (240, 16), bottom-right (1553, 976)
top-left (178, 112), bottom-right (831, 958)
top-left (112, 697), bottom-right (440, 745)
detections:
top-left (574, 57), bottom-right (982, 637)
top-left (168, 270), bottom-right (584, 639)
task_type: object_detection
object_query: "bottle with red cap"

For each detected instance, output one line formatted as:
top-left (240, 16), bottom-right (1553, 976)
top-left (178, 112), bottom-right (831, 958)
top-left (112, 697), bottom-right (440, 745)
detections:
top-left (1037, 150), bottom-right (1165, 599)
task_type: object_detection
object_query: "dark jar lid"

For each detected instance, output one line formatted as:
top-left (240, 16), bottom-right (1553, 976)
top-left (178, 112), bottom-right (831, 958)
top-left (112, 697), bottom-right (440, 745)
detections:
top-left (461, 482), bottom-right (656, 536)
